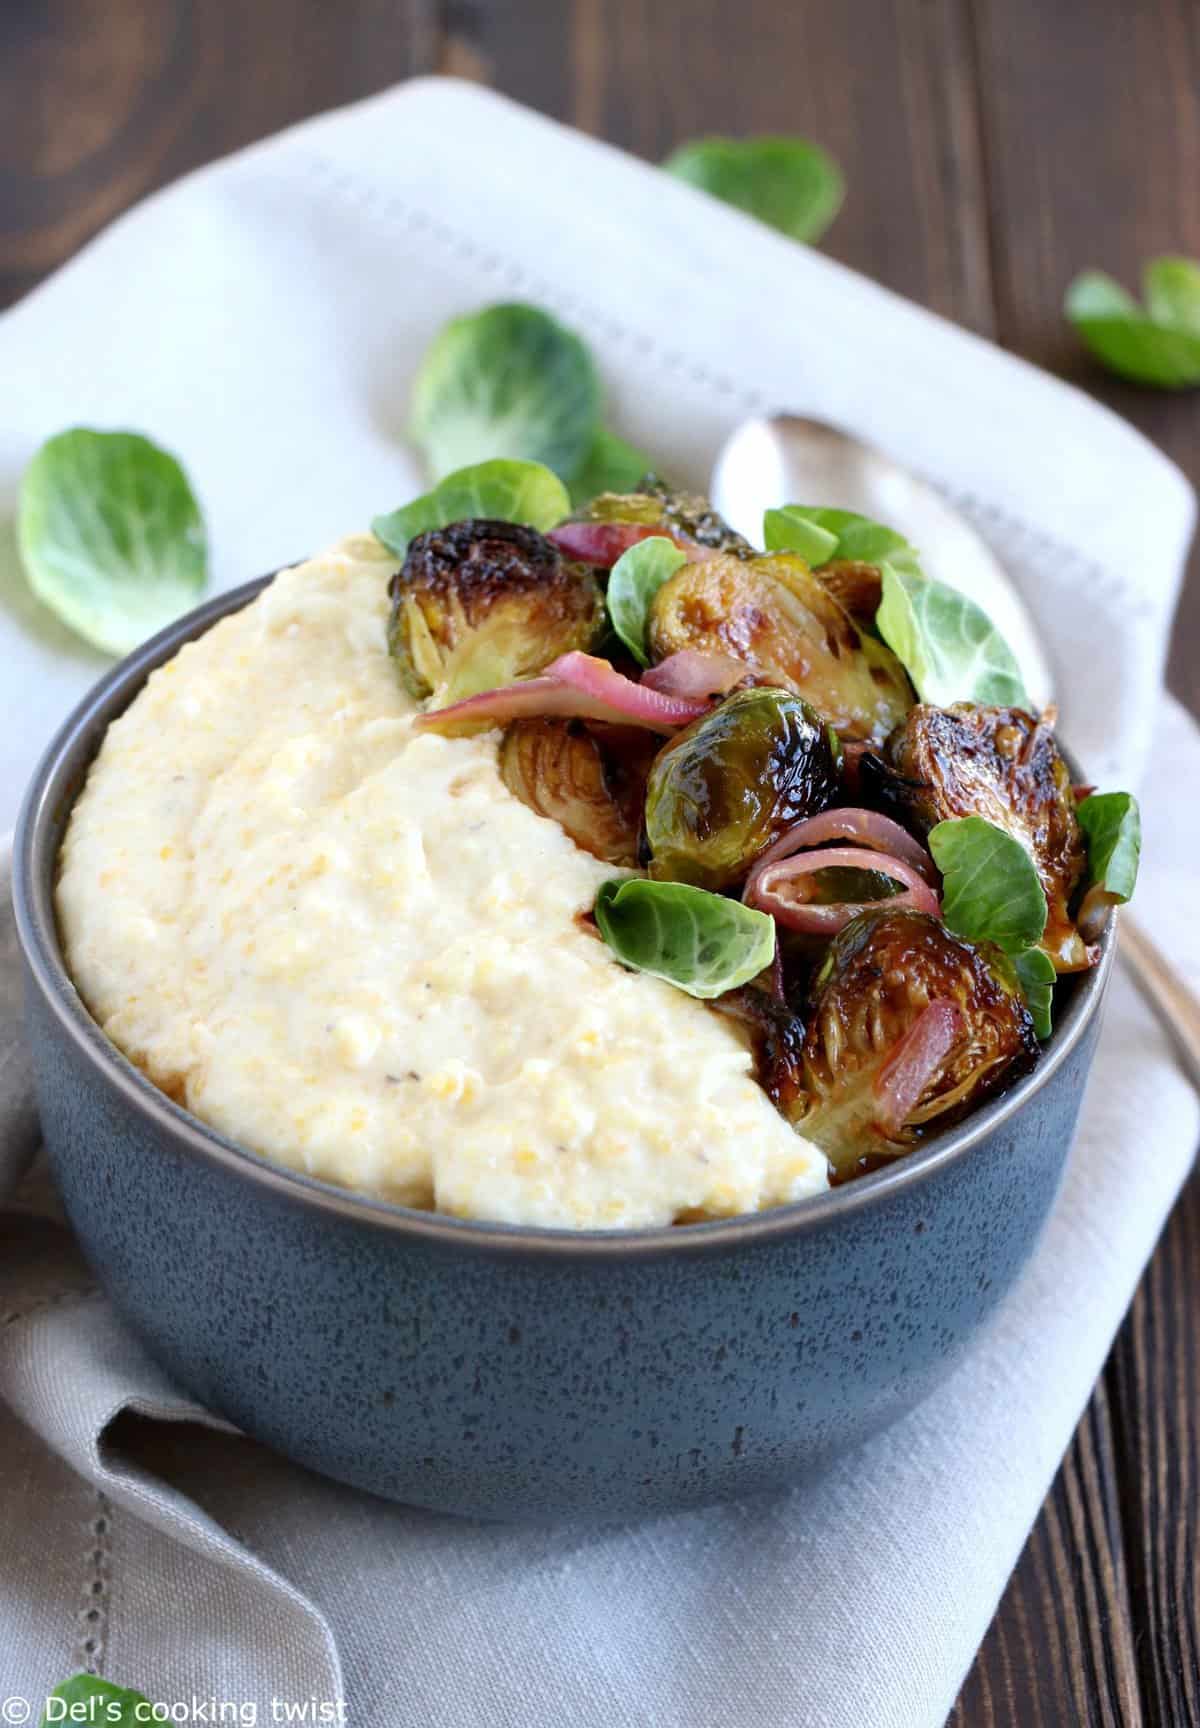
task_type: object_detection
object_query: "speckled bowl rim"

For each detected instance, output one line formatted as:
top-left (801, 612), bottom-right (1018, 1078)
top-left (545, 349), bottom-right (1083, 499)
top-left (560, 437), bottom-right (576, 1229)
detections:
top-left (12, 575), bottom-right (1115, 1261)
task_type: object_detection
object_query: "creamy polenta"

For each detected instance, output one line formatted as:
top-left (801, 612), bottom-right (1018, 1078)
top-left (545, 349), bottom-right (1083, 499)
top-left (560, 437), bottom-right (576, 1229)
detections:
top-left (56, 539), bottom-right (829, 1229)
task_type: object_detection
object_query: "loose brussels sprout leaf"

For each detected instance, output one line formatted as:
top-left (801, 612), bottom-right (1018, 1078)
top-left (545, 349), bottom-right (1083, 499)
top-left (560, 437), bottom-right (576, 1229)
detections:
top-left (410, 302), bottom-right (602, 481)
top-left (772, 507), bottom-right (920, 632)
top-left (886, 704), bottom-right (1087, 971)
top-left (928, 815), bottom-right (1047, 954)
top-left (499, 718), bottom-right (651, 866)
top-left (1013, 946), bottom-right (1056, 1040)
top-left (387, 519), bottom-right (604, 703)
top-left (762, 506), bottom-right (839, 564)
top-left (792, 908), bottom-right (1037, 1167)
top-left (568, 427), bottom-right (655, 506)
top-left (663, 136), bottom-right (844, 245)
top-left (17, 428), bottom-right (207, 655)
top-left (1065, 265), bottom-right (1200, 389)
top-left (373, 460), bottom-right (571, 559)
top-left (648, 551), bottom-right (913, 741)
top-left (644, 686), bottom-right (840, 890)
top-left (770, 505), bottom-right (921, 577)
top-left (595, 877), bottom-right (776, 1000)
top-left (1075, 789), bottom-right (1142, 941)
top-left (607, 536), bottom-right (687, 666)
top-left (41, 1675), bottom-right (151, 1726)
top-left (1077, 790), bottom-right (1141, 902)
top-left (877, 565), bottom-right (1029, 708)
top-left (1144, 256), bottom-right (1200, 330)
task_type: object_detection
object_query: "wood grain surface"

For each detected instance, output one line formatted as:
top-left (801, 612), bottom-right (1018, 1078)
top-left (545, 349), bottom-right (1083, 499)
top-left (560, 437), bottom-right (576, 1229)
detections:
top-left (1, 3), bottom-right (1197, 1722)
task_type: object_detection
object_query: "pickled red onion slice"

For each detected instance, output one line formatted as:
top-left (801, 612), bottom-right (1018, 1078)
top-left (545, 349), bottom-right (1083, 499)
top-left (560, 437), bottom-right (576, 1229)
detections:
top-left (548, 522), bottom-right (718, 568)
top-left (414, 651), bottom-right (708, 736)
top-left (745, 846), bottom-right (941, 935)
top-left (641, 650), bottom-right (749, 701)
top-left (873, 1000), bottom-right (964, 1134)
top-left (748, 809), bottom-right (939, 889)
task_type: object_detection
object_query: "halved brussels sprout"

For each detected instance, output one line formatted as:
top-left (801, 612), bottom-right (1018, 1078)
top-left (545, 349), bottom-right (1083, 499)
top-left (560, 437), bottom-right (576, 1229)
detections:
top-left (646, 552), bottom-right (913, 741)
top-left (786, 908), bottom-right (1037, 1175)
top-left (813, 559), bottom-right (884, 631)
top-left (574, 478), bottom-right (752, 554)
top-left (714, 985), bottom-right (810, 1117)
top-left (643, 686), bottom-right (840, 891)
top-left (388, 519), bottom-right (604, 705)
top-left (498, 719), bottom-right (655, 866)
top-left (885, 704), bottom-right (1088, 970)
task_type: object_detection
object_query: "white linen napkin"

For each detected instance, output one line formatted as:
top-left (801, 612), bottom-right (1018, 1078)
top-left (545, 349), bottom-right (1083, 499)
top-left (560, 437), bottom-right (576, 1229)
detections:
top-left (0, 78), bottom-right (1196, 1728)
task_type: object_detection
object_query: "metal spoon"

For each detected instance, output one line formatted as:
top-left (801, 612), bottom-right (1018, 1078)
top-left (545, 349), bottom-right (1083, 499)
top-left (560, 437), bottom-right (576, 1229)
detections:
top-left (709, 411), bottom-right (1200, 1087)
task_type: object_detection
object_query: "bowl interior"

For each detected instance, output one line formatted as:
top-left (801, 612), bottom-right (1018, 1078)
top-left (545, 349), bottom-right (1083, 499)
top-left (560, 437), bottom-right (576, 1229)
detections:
top-left (12, 577), bottom-right (1116, 1256)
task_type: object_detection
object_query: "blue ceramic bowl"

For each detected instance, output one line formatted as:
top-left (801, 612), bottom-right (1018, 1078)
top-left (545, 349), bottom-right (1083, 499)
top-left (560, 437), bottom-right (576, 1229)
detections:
top-left (12, 581), bottom-right (1113, 1520)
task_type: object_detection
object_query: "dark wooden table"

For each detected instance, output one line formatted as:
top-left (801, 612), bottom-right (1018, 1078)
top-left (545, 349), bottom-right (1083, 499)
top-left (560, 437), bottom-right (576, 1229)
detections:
top-left (2, 3), bottom-right (1197, 1721)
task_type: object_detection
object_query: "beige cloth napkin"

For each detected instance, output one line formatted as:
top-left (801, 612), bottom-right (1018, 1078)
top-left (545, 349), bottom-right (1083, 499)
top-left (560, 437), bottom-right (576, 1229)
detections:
top-left (0, 78), bottom-right (1197, 1728)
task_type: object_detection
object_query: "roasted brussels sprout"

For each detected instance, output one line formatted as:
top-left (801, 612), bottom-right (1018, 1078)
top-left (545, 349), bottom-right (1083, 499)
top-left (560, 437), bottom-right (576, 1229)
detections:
top-left (643, 686), bottom-right (840, 891)
top-left (715, 985), bottom-right (810, 1117)
top-left (813, 559), bottom-right (884, 631)
top-left (573, 478), bottom-right (752, 554)
top-left (388, 519), bottom-right (604, 705)
top-left (785, 908), bottom-right (1037, 1174)
top-left (885, 704), bottom-right (1088, 970)
top-left (498, 718), bottom-right (655, 866)
top-left (646, 552), bottom-right (913, 741)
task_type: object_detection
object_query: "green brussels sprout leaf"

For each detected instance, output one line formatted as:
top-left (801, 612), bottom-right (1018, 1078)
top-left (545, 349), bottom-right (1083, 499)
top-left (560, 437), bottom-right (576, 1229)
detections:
top-left (877, 565), bottom-right (1029, 708)
top-left (41, 1675), bottom-right (151, 1726)
top-left (568, 426), bottom-right (655, 505)
top-left (17, 429), bottom-right (207, 656)
top-left (769, 505), bottom-right (921, 575)
top-left (761, 505), bottom-right (1027, 709)
top-left (372, 459), bottom-right (571, 559)
top-left (1065, 260), bottom-right (1200, 389)
top-left (1143, 256), bottom-right (1200, 330)
top-left (1077, 790), bottom-right (1141, 903)
top-left (595, 878), bottom-right (776, 1000)
top-left (606, 536), bottom-right (687, 665)
top-left (1013, 946), bottom-right (1056, 1040)
top-left (762, 506), bottom-right (839, 564)
top-left (929, 815), bottom-right (1047, 955)
top-left (663, 136), bottom-right (844, 245)
top-left (410, 302), bottom-right (602, 482)
top-left (1073, 789), bottom-right (1141, 941)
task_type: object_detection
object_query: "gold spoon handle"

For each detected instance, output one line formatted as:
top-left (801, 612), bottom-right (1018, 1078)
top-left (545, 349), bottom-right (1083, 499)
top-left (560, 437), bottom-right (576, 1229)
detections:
top-left (1118, 914), bottom-right (1200, 1094)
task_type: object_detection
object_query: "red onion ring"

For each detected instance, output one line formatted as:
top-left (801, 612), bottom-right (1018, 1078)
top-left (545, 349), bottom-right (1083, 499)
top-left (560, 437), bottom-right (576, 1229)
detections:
top-left (641, 650), bottom-right (749, 701)
top-left (745, 846), bottom-right (941, 935)
top-left (873, 1000), bottom-right (964, 1134)
top-left (748, 808), bottom-right (939, 889)
top-left (548, 522), bottom-right (718, 568)
top-left (414, 651), bottom-right (708, 736)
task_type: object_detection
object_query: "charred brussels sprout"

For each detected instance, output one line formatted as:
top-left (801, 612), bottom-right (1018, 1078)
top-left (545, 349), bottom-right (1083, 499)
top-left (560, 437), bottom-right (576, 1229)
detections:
top-left (647, 552), bottom-right (913, 741)
top-left (886, 704), bottom-right (1088, 970)
top-left (574, 478), bottom-right (751, 554)
top-left (388, 519), bottom-right (604, 705)
top-left (499, 719), bottom-right (655, 866)
top-left (813, 559), bottom-right (884, 631)
top-left (644, 686), bottom-right (839, 891)
top-left (789, 908), bottom-right (1037, 1174)
top-left (714, 986), bottom-right (810, 1117)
